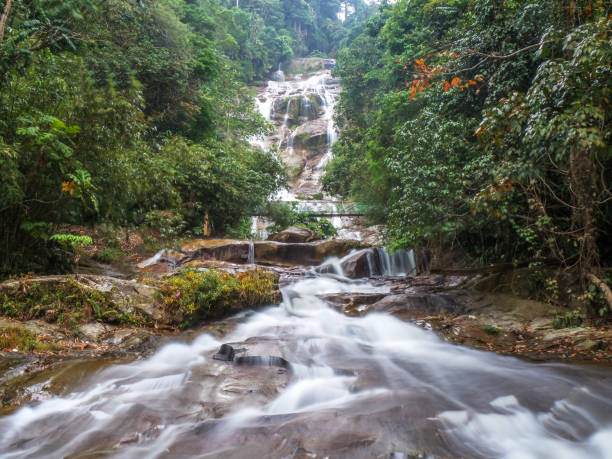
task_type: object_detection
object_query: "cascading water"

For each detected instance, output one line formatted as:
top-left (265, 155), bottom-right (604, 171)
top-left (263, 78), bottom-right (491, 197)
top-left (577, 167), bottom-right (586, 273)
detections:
top-left (2, 268), bottom-right (611, 457)
top-left (374, 246), bottom-right (417, 276)
top-left (247, 241), bottom-right (255, 265)
top-left (317, 246), bottom-right (419, 278)
top-left (248, 60), bottom-right (367, 240)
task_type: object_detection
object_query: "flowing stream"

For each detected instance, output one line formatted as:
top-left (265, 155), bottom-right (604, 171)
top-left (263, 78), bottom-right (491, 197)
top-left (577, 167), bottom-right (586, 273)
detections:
top-left (1, 271), bottom-right (612, 458)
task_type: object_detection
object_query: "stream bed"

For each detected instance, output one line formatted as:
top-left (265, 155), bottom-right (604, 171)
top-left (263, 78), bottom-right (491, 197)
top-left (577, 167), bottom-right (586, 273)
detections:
top-left (1, 273), bottom-right (612, 458)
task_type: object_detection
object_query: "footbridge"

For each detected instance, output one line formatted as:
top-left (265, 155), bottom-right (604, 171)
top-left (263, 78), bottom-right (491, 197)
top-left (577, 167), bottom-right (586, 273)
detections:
top-left (278, 200), bottom-right (367, 217)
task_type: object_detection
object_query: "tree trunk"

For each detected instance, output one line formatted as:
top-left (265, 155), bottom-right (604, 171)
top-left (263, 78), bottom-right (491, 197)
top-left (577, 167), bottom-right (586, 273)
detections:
top-left (0, 0), bottom-right (12, 44)
top-left (569, 145), bottom-right (599, 276)
top-left (586, 273), bottom-right (612, 314)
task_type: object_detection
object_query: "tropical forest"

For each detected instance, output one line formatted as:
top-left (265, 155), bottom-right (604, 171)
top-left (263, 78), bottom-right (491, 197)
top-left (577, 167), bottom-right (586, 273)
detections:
top-left (0, 0), bottom-right (611, 456)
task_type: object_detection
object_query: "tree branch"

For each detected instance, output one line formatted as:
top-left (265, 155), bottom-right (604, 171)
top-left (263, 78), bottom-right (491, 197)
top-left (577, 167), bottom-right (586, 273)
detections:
top-left (464, 41), bottom-right (552, 60)
top-left (586, 273), bottom-right (612, 312)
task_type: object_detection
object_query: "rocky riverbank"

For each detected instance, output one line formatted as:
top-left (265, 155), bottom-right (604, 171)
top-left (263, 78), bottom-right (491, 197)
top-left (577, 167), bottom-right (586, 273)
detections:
top-left (1, 241), bottom-right (611, 416)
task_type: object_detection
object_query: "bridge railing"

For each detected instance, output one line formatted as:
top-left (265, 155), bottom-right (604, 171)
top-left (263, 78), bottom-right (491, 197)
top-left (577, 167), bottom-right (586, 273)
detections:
top-left (253, 200), bottom-right (368, 217)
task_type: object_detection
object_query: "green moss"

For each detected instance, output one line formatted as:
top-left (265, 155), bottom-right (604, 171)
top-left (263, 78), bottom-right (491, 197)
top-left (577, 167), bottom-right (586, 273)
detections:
top-left (157, 268), bottom-right (280, 328)
top-left (0, 279), bottom-right (147, 332)
top-left (94, 247), bottom-right (125, 263)
top-left (481, 324), bottom-right (500, 335)
top-left (0, 326), bottom-right (59, 352)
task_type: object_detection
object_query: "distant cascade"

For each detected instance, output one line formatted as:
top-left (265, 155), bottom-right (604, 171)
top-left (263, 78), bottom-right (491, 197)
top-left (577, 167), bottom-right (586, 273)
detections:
top-left (250, 216), bottom-right (270, 240)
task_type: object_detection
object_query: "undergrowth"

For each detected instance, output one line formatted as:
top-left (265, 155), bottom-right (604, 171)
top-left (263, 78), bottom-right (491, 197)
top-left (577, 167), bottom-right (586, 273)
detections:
top-left (0, 279), bottom-right (146, 334)
top-left (0, 327), bottom-right (58, 352)
top-left (157, 268), bottom-right (280, 328)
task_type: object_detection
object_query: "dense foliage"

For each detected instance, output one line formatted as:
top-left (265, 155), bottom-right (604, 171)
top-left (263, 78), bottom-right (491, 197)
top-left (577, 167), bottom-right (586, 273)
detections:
top-left (325, 1), bottom-right (611, 287)
top-left (0, 0), bottom-right (350, 275)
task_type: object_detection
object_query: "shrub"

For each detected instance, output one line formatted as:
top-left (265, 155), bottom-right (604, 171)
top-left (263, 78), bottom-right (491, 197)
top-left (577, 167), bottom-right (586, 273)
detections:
top-left (552, 310), bottom-right (584, 330)
top-left (144, 210), bottom-right (186, 241)
top-left (157, 268), bottom-right (280, 327)
top-left (94, 247), bottom-right (125, 263)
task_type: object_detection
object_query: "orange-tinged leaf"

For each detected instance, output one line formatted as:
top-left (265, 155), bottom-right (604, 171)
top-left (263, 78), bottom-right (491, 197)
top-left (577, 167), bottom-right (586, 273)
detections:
top-left (469, 80), bottom-right (477, 85)
top-left (61, 181), bottom-right (76, 195)
top-left (395, 59), bottom-right (401, 63)
top-left (409, 92), bottom-right (415, 100)
top-left (450, 77), bottom-right (461, 87)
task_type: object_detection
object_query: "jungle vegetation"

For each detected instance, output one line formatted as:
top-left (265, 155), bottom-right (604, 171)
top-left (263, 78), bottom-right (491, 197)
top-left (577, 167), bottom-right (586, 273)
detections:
top-left (0, 0), bottom-right (355, 275)
top-left (324, 0), bottom-right (612, 315)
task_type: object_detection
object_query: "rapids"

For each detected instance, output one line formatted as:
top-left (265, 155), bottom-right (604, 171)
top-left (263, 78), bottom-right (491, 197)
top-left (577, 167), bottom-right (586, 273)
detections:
top-left (1, 271), bottom-right (612, 458)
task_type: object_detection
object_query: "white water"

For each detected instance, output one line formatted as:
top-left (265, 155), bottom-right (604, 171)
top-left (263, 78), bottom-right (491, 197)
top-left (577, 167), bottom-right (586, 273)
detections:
top-left (2, 272), bottom-right (612, 457)
top-left (247, 241), bottom-right (255, 265)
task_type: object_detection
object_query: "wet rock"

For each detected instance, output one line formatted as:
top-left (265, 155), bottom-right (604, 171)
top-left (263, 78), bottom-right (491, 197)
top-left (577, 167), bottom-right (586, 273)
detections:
top-left (285, 57), bottom-right (327, 74)
top-left (79, 323), bottom-right (113, 342)
top-left (575, 339), bottom-right (605, 352)
top-left (269, 226), bottom-right (322, 243)
top-left (136, 249), bottom-right (187, 272)
top-left (323, 292), bottom-right (387, 317)
top-left (370, 293), bottom-right (468, 317)
top-left (292, 118), bottom-right (329, 153)
top-left (213, 344), bottom-right (235, 362)
top-left (335, 249), bottom-right (371, 278)
top-left (181, 239), bottom-right (250, 264)
top-left (272, 94), bottom-right (323, 126)
top-left (105, 329), bottom-right (156, 352)
top-left (254, 239), bottom-right (363, 266)
top-left (541, 328), bottom-right (586, 343)
top-left (234, 355), bottom-right (290, 369)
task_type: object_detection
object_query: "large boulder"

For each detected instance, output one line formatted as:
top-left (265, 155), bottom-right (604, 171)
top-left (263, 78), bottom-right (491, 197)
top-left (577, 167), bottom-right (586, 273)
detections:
top-left (181, 239), bottom-right (251, 264)
top-left (254, 239), bottom-right (363, 266)
top-left (273, 94), bottom-right (323, 126)
top-left (336, 249), bottom-right (372, 278)
top-left (292, 118), bottom-right (329, 153)
top-left (269, 226), bottom-right (322, 243)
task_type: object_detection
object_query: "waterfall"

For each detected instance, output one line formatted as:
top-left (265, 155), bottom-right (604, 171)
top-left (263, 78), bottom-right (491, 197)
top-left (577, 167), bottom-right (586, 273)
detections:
top-left (316, 247), bottom-right (417, 278)
top-left (375, 247), bottom-right (416, 276)
top-left (249, 60), bottom-right (367, 240)
top-left (247, 241), bottom-right (255, 265)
